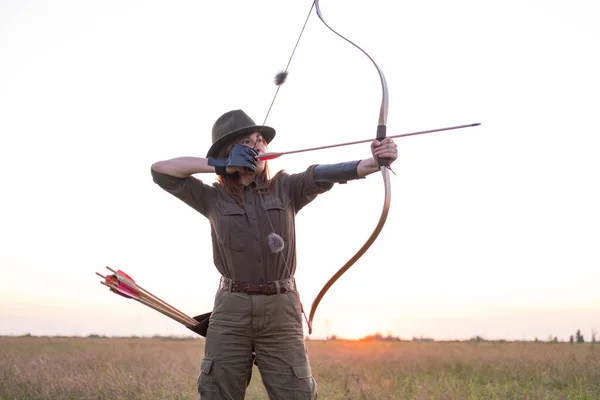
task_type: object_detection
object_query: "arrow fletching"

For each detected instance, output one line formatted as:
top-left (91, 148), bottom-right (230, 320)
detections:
top-left (257, 152), bottom-right (282, 161)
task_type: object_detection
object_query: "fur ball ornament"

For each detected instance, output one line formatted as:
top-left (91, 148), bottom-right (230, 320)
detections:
top-left (267, 232), bottom-right (285, 253)
top-left (274, 71), bottom-right (288, 86)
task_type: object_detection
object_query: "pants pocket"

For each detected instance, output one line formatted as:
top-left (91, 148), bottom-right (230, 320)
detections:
top-left (291, 361), bottom-right (318, 399)
top-left (197, 357), bottom-right (216, 399)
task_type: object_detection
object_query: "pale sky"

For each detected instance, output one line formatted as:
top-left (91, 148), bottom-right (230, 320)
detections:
top-left (1, 0), bottom-right (599, 341)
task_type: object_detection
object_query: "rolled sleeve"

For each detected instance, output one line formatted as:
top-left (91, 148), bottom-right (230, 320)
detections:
top-left (151, 168), bottom-right (217, 217)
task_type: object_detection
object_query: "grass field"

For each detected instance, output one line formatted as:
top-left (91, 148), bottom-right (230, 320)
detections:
top-left (1, 336), bottom-right (599, 399)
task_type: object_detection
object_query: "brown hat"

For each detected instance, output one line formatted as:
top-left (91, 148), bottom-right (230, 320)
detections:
top-left (206, 110), bottom-right (276, 158)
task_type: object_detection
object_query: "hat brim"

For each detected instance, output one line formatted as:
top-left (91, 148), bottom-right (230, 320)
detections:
top-left (206, 125), bottom-right (276, 158)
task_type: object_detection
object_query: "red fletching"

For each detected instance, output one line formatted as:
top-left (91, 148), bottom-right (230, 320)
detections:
top-left (114, 270), bottom-right (140, 295)
top-left (258, 153), bottom-right (281, 161)
top-left (103, 270), bottom-right (140, 299)
top-left (117, 270), bottom-right (135, 282)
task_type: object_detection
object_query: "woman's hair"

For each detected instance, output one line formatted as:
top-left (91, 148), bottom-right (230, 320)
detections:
top-left (215, 138), bottom-right (277, 206)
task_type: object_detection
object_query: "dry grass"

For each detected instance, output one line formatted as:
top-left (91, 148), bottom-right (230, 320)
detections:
top-left (1, 336), bottom-right (599, 399)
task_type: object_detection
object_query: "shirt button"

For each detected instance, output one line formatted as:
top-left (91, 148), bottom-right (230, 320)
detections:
top-left (253, 236), bottom-right (259, 242)
top-left (256, 257), bottom-right (262, 262)
top-left (250, 215), bottom-right (256, 220)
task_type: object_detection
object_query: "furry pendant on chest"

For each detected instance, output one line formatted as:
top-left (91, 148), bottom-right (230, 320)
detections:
top-left (267, 232), bottom-right (285, 253)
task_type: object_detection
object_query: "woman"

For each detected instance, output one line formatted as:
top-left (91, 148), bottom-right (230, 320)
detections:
top-left (151, 109), bottom-right (397, 399)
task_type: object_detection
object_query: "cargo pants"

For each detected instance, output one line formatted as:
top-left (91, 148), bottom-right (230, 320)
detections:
top-left (197, 288), bottom-right (318, 399)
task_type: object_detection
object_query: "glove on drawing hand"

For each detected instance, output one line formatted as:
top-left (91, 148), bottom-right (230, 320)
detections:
top-left (208, 144), bottom-right (258, 175)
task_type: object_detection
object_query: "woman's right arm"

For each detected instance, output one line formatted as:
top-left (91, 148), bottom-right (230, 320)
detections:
top-left (151, 158), bottom-right (218, 216)
top-left (152, 144), bottom-right (258, 177)
top-left (151, 157), bottom-right (214, 178)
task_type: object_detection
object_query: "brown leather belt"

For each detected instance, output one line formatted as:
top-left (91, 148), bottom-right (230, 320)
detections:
top-left (220, 277), bottom-right (295, 295)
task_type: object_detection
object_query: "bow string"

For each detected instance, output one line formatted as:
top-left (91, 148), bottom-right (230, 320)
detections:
top-left (255, 0), bottom-right (392, 335)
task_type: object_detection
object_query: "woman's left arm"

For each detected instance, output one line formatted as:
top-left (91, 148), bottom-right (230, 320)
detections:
top-left (311, 138), bottom-right (398, 184)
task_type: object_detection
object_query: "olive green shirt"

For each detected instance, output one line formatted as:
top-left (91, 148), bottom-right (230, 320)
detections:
top-left (151, 166), bottom-right (333, 283)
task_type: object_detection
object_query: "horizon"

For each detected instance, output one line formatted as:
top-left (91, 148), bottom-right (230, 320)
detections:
top-left (1, 0), bottom-right (599, 341)
top-left (3, 330), bottom-right (596, 343)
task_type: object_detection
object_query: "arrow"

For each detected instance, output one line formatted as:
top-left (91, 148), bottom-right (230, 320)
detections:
top-left (100, 280), bottom-right (194, 326)
top-left (98, 271), bottom-right (195, 326)
top-left (257, 123), bottom-right (481, 161)
top-left (96, 267), bottom-right (212, 336)
top-left (105, 267), bottom-right (196, 325)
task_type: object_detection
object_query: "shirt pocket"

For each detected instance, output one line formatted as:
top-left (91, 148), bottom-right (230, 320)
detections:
top-left (214, 202), bottom-right (246, 251)
top-left (262, 197), bottom-right (291, 233)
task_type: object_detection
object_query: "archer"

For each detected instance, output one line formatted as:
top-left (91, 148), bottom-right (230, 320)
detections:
top-left (151, 108), bottom-right (397, 399)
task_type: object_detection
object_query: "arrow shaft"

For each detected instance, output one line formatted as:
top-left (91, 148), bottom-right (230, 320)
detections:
top-left (135, 296), bottom-right (197, 327)
top-left (135, 291), bottom-right (197, 325)
top-left (103, 280), bottom-right (198, 327)
top-left (258, 123), bottom-right (480, 160)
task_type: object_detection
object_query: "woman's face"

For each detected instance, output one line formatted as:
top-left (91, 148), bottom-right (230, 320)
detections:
top-left (236, 131), bottom-right (267, 174)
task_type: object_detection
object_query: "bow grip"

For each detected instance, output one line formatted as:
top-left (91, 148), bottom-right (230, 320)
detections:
top-left (376, 124), bottom-right (390, 167)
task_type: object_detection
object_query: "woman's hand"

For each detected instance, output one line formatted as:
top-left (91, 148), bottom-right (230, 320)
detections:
top-left (370, 137), bottom-right (398, 165)
top-left (357, 138), bottom-right (398, 177)
top-left (208, 144), bottom-right (258, 175)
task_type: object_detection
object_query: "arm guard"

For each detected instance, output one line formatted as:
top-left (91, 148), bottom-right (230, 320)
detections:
top-left (313, 160), bottom-right (363, 184)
